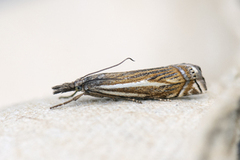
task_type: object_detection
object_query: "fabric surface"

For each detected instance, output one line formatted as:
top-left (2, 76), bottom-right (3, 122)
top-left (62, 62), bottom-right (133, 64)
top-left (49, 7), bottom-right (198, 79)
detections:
top-left (0, 92), bottom-right (237, 160)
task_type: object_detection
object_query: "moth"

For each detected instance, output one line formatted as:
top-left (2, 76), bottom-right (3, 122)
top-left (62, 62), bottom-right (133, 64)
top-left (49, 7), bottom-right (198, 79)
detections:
top-left (51, 58), bottom-right (207, 109)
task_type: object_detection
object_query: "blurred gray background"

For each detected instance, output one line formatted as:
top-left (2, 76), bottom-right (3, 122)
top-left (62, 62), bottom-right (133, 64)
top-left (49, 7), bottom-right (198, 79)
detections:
top-left (0, 0), bottom-right (240, 108)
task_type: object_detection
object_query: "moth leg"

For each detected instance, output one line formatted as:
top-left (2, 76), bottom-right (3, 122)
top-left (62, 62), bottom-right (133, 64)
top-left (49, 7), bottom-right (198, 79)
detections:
top-left (131, 99), bottom-right (142, 104)
top-left (122, 97), bottom-right (142, 104)
top-left (108, 97), bottom-right (142, 103)
top-left (50, 93), bottom-right (84, 109)
top-left (110, 98), bottom-right (118, 101)
top-left (59, 90), bottom-right (78, 99)
top-left (159, 99), bottom-right (171, 102)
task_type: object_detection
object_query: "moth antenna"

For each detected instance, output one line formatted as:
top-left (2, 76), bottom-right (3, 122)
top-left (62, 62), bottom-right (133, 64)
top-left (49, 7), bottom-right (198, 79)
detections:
top-left (81, 57), bottom-right (134, 79)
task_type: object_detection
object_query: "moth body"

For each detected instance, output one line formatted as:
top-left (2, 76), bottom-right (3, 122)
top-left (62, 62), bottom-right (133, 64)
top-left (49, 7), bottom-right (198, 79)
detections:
top-left (51, 61), bottom-right (207, 109)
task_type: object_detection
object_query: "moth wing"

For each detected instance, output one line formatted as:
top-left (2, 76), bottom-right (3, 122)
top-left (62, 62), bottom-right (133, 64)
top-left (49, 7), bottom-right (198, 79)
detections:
top-left (84, 66), bottom-right (186, 99)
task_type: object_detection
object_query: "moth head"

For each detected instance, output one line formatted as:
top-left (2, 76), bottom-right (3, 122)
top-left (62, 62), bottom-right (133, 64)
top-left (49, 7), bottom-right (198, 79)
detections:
top-left (74, 78), bottom-right (84, 91)
top-left (52, 82), bottom-right (75, 94)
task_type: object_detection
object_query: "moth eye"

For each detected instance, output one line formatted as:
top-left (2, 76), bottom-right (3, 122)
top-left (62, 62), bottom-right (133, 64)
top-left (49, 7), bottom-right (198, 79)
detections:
top-left (76, 86), bottom-right (82, 90)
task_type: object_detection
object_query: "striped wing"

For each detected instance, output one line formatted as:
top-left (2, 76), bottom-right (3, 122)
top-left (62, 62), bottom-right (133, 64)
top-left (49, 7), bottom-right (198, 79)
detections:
top-left (83, 66), bottom-right (186, 99)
